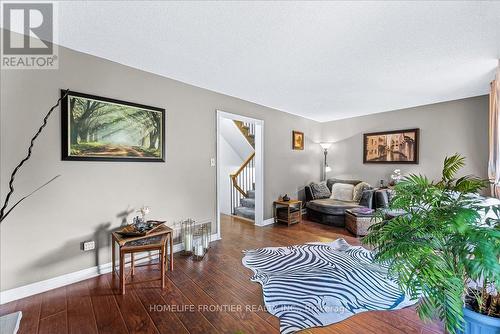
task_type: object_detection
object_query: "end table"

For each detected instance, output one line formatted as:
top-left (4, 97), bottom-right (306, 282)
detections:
top-left (111, 224), bottom-right (173, 294)
top-left (273, 200), bottom-right (302, 226)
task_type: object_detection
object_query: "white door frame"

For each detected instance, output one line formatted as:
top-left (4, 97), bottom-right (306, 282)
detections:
top-left (216, 110), bottom-right (264, 235)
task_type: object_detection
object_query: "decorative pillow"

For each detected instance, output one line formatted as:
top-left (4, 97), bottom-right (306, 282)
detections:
top-left (353, 182), bottom-right (372, 202)
top-left (359, 189), bottom-right (374, 208)
top-left (327, 178), bottom-right (362, 191)
top-left (309, 182), bottom-right (331, 200)
top-left (330, 183), bottom-right (355, 201)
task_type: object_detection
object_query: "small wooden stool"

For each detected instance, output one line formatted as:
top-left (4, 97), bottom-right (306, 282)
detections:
top-left (111, 225), bottom-right (173, 294)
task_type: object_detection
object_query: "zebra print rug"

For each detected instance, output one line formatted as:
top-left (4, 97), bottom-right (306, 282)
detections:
top-left (242, 239), bottom-right (416, 334)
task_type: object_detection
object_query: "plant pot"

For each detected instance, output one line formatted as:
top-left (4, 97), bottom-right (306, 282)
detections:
top-left (461, 307), bottom-right (500, 334)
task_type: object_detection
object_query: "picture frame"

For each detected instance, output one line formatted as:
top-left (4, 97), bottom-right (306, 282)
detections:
top-left (61, 90), bottom-right (165, 162)
top-left (292, 131), bottom-right (304, 150)
top-left (363, 128), bottom-right (419, 164)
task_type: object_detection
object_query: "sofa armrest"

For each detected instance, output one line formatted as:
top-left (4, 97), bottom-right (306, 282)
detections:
top-left (305, 185), bottom-right (314, 202)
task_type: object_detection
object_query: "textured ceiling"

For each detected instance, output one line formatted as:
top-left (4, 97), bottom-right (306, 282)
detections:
top-left (45, 2), bottom-right (500, 121)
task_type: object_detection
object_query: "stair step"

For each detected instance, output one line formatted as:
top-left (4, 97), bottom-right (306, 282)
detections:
top-left (241, 198), bottom-right (255, 208)
top-left (247, 190), bottom-right (255, 198)
top-left (234, 206), bottom-right (255, 220)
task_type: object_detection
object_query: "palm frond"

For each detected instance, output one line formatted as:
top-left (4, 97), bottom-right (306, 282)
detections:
top-left (364, 154), bottom-right (499, 333)
top-left (442, 154), bottom-right (465, 182)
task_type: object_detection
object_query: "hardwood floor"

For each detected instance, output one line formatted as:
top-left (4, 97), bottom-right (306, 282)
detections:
top-left (1, 215), bottom-right (443, 333)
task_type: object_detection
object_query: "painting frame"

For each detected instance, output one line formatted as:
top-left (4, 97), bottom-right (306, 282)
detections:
top-left (363, 128), bottom-right (419, 164)
top-left (292, 130), bottom-right (304, 150)
top-left (61, 90), bottom-right (166, 162)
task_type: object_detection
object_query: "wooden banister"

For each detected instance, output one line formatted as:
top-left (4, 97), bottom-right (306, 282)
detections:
top-left (230, 152), bottom-right (255, 198)
top-left (233, 120), bottom-right (255, 148)
top-left (231, 153), bottom-right (255, 178)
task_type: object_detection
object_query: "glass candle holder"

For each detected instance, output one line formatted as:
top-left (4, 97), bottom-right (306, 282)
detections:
top-left (200, 222), bottom-right (211, 251)
top-left (192, 225), bottom-right (206, 260)
top-left (181, 219), bottom-right (195, 255)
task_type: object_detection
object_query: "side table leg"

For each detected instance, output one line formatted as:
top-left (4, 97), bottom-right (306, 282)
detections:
top-left (288, 206), bottom-right (291, 226)
top-left (111, 239), bottom-right (115, 277)
top-left (273, 203), bottom-right (276, 223)
top-left (131, 253), bottom-right (135, 277)
top-left (120, 251), bottom-right (125, 295)
top-left (160, 246), bottom-right (165, 289)
top-left (169, 233), bottom-right (174, 271)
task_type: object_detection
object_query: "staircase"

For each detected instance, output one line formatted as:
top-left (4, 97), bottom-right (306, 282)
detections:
top-left (230, 121), bottom-right (256, 221)
top-left (233, 121), bottom-right (255, 147)
top-left (234, 189), bottom-right (255, 220)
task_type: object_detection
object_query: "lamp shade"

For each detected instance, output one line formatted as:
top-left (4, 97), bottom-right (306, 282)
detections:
top-left (319, 142), bottom-right (332, 150)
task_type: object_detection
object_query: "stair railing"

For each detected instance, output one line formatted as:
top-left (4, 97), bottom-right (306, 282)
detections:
top-left (233, 121), bottom-right (255, 148)
top-left (230, 152), bottom-right (255, 215)
top-left (229, 120), bottom-right (256, 216)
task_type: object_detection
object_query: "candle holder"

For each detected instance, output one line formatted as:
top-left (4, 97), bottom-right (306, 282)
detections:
top-left (200, 222), bottom-right (211, 252)
top-left (192, 222), bottom-right (211, 261)
top-left (181, 219), bottom-right (195, 255)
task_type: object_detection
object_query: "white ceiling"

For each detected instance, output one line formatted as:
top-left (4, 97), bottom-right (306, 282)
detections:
top-left (53, 2), bottom-right (500, 121)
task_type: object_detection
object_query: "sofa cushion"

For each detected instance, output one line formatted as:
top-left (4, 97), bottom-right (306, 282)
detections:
top-left (309, 182), bottom-right (331, 200)
top-left (326, 178), bottom-right (362, 191)
top-left (353, 182), bottom-right (372, 202)
top-left (330, 183), bottom-right (355, 201)
top-left (306, 198), bottom-right (361, 215)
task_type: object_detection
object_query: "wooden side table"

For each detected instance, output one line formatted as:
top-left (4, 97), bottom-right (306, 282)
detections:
top-left (111, 224), bottom-right (173, 294)
top-left (273, 200), bottom-right (302, 226)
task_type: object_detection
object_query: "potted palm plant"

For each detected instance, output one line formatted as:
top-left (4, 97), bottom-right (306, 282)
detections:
top-left (363, 154), bottom-right (500, 334)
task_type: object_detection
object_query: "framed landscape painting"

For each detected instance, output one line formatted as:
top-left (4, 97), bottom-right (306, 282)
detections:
top-left (61, 90), bottom-right (165, 162)
top-left (363, 128), bottom-right (419, 164)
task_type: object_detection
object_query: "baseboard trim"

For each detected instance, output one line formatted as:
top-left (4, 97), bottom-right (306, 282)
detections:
top-left (255, 218), bottom-right (275, 227)
top-left (0, 233), bottom-right (220, 305)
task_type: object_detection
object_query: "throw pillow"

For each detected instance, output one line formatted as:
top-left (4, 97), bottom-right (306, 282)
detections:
top-left (327, 178), bottom-right (362, 191)
top-left (309, 182), bottom-right (331, 199)
top-left (353, 182), bottom-right (372, 202)
top-left (330, 183), bottom-right (355, 201)
top-left (359, 189), bottom-right (374, 208)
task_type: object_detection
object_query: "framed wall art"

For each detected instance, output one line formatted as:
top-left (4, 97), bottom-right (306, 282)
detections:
top-left (292, 131), bottom-right (304, 150)
top-left (363, 128), bottom-right (419, 164)
top-left (61, 90), bottom-right (165, 162)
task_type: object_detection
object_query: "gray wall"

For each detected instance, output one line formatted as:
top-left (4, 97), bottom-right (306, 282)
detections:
top-left (1, 41), bottom-right (488, 292)
top-left (0, 46), bottom-right (321, 291)
top-left (320, 96), bottom-right (489, 187)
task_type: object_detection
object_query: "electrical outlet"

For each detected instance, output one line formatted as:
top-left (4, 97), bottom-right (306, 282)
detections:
top-left (210, 158), bottom-right (216, 167)
top-left (82, 240), bottom-right (95, 251)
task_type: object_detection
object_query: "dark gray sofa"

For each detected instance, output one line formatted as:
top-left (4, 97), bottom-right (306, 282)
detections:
top-left (305, 179), bottom-right (388, 227)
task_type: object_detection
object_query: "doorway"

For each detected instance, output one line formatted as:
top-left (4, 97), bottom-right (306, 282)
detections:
top-left (216, 110), bottom-right (264, 234)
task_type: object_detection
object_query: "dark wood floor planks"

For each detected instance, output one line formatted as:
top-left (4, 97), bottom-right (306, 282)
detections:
top-left (16, 294), bottom-right (42, 333)
top-left (1, 215), bottom-right (443, 333)
top-left (38, 311), bottom-right (67, 334)
top-left (40, 285), bottom-right (66, 319)
top-left (87, 274), bottom-right (128, 334)
top-left (66, 280), bottom-right (98, 334)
